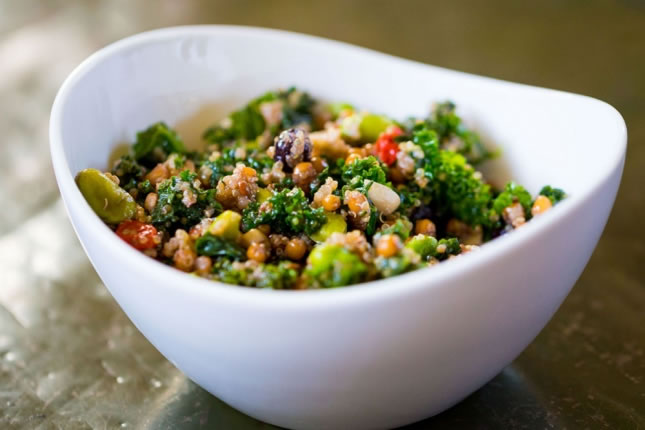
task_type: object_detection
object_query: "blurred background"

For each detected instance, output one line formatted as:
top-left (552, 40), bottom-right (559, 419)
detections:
top-left (0, 1), bottom-right (643, 428)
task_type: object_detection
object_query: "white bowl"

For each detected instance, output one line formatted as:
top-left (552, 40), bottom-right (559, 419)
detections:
top-left (49, 26), bottom-right (626, 429)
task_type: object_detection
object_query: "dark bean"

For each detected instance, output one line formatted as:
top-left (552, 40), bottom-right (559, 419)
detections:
top-left (273, 128), bottom-right (312, 170)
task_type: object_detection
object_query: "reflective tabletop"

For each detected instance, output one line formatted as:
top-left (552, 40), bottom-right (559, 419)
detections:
top-left (1, 1), bottom-right (643, 428)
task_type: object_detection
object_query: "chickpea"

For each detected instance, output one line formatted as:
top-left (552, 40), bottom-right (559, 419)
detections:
top-left (258, 224), bottom-right (271, 235)
top-left (531, 195), bottom-right (552, 216)
top-left (146, 163), bottom-right (169, 185)
top-left (415, 219), bottom-right (437, 237)
top-left (376, 234), bottom-right (402, 258)
top-left (173, 247), bottom-right (196, 272)
top-left (321, 194), bottom-right (341, 212)
top-left (310, 156), bottom-right (328, 172)
top-left (195, 256), bottom-right (212, 275)
top-left (292, 162), bottom-right (317, 191)
top-left (144, 192), bottom-right (158, 213)
top-left (285, 238), bottom-right (307, 261)
top-left (241, 228), bottom-right (269, 247)
top-left (247, 242), bottom-right (269, 263)
top-left (346, 191), bottom-right (368, 214)
top-left (345, 153), bottom-right (361, 165)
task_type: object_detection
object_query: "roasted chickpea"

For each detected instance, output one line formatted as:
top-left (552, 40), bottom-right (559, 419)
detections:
top-left (321, 194), bottom-right (341, 212)
top-left (285, 238), bottom-right (307, 260)
top-left (376, 234), bottom-right (402, 258)
top-left (247, 242), bottom-right (269, 263)
top-left (415, 219), bottom-right (436, 237)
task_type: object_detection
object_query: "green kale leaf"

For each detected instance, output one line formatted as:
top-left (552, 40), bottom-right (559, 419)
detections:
top-left (539, 185), bottom-right (566, 204)
top-left (241, 187), bottom-right (326, 236)
top-left (133, 122), bottom-right (186, 166)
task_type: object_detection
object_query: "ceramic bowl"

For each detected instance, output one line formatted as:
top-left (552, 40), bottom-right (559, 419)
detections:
top-left (50, 26), bottom-right (626, 429)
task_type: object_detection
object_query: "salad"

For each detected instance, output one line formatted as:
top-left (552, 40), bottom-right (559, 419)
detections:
top-left (76, 88), bottom-right (565, 289)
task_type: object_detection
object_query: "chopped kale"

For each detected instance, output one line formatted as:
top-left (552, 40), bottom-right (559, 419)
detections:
top-left (492, 181), bottom-right (533, 216)
top-left (195, 233), bottom-right (245, 260)
top-left (111, 155), bottom-right (146, 191)
top-left (539, 185), bottom-right (566, 204)
top-left (151, 175), bottom-right (220, 230)
top-left (241, 187), bottom-right (326, 236)
top-left (133, 122), bottom-right (186, 166)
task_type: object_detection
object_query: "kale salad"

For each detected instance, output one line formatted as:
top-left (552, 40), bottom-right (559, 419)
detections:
top-left (76, 88), bottom-right (565, 289)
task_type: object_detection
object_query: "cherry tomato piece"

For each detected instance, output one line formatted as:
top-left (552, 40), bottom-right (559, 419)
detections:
top-left (116, 220), bottom-right (159, 250)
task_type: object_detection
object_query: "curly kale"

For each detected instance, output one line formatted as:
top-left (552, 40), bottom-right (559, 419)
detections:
top-left (199, 146), bottom-right (274, 188)
top-left (242, 187), bottom-right (326, 235)
top-left (195, 234), bottom-right (245, 260)
top-left (424, 101), bottom-right (492, 164)
top-left (375, 252), bottom-right (422, 278)
top-left (133, 122), bottom-right (186, 167)
top-left (340, 156), bottom-right (388, 194)
top-left (539, 185), bottom-right (566, 204)
top-left (203, 87), bottom-right (316, 146)
top-left (492, 182), bottom-right (533, 216)
top-left (111, 155), bottom-right (146, 191)
top-left (436, 238), bottom-right (461, 260)
top-left (433, 150), bottom-right (493, 227)
top-left (151, 171), bottom-right (220, 230)
top-left (212, 259), bottom-right (298, 289)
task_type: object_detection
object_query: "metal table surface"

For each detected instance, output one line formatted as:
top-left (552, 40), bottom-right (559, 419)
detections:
top-left (0, 1), bottom-right (643, 428)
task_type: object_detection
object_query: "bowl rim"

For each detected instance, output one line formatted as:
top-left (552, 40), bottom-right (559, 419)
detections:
top-left (49, 25), bottom-right (627, 308)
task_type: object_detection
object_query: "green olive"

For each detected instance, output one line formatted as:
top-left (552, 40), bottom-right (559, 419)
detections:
top-left (75, 168), bottom-right (136, 224)
top-left (310, 212), bottom-right (347, 243)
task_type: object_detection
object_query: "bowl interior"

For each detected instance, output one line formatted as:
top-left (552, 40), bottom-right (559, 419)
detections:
top-left (56, 26), bottom-right (625, 199)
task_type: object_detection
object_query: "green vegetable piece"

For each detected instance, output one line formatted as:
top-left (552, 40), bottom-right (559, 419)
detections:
top-left (406, 235), bottom-right (438, 259)
top-left (376, 218), bottom-right (412, 241)
top-left (241, 187), bottom-right (326, 236)
top-left (306, 244), bottom-right (367, 288)
top-left (195, 234), bottom-right (245, 260)
top-left (339, 113), bottom-right (362, 141)
top-left (310, 212), bottom-right (347, 243)
top-left (76, 168), bottom-right (137, 224)
top-left (327, 102), bottom-right (354, 118)
top-left (492, 181), bottom-right (532, 215)
top-left (538, 185), bottom-right (566, 204)
top-left (256, 188), bottom-right (272, 204)
top-left (436, 238), bottom-right (461, 260)
top-left (208, 210), bottom-right (242, 241)
top-left (341, 155), bottom-right (387, 193)
top-left (133, 122), bottom-right (185, 165)
top-left (359, 113), bottom-right (393, 141)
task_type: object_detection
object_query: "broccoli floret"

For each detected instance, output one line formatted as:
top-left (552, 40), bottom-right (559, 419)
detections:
top-left (305, 244), bottom-right (367, 288)
top-left (492, 182), bottom-right (533, 215)
top-left (151, 172), bottom-right (220, 230)
top-left (241, 187), bottom-right (326, 236)
top-left (539, 185), bottom-right (566, 204)
top-left (195, 233), bottom-right (245, 260)
top-left (133, 122), bottom-right (186, 167)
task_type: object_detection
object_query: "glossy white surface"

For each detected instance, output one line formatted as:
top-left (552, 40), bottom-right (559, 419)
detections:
top-left (50, 26), bottom-right (626, 430)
